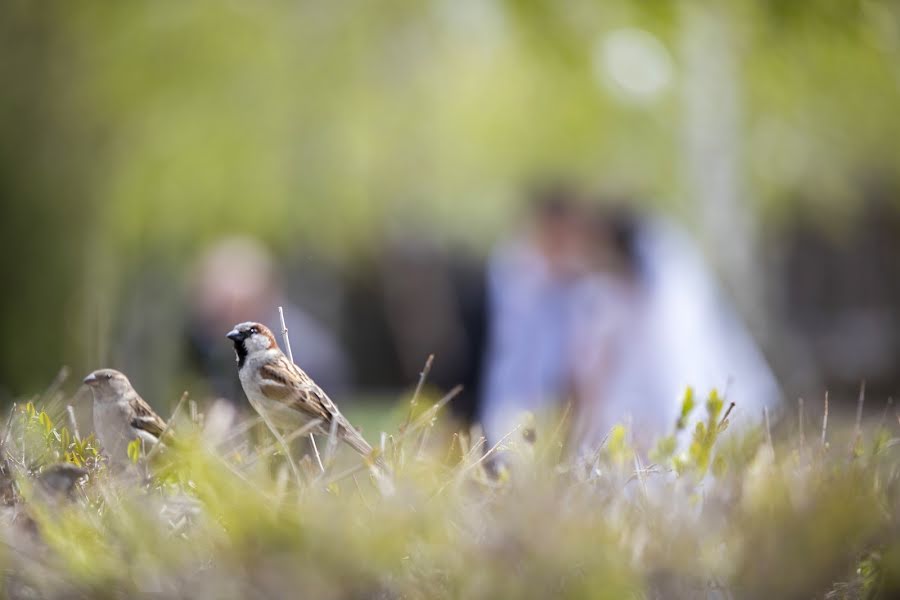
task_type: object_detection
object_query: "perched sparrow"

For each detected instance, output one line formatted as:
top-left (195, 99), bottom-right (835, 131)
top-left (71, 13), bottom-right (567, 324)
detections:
top-left (227, 322), bottom-right (383, 466)
top-left (83, 369), bottom-right (169, 464)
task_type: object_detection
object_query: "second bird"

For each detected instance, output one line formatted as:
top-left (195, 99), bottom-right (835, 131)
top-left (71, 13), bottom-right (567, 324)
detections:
top-left (83, 369), bottom-right (169, 465)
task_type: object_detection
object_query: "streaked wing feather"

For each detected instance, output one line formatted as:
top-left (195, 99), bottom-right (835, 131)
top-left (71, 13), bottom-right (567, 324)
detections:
top-left (259, 353), bottom-right (381, 465)
top-left (129, 394), bottom-right (168, 439)
top-left (259, 360), bottom-right (332, 422)
top-left (258, 382), bottom-right (293, 401)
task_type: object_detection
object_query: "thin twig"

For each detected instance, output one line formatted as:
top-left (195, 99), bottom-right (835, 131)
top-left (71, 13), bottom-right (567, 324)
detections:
top-left (415, 426), bottom-right (432, 461)
top-left (353, 475), bottom-right (373, 513)
top-left (548, 402), bottom-right (573, 451)
top-left (457, 431), bottom-right (469, 459)
top-left (309, 434), bottom-right (325, 473)
top-left (461, 436), bottom-right (486, 463)
top-left (402, 354), bottom-right (434, 433)
top-left (821, 390), bottom-right (829, 448)
top-left (323, 415), bottom-right (340, 468)
top-left (587, 429), bottom-right (614, 479)
top-left (146, 391), bottom-right (188, 462)
top-left (764, 406), bottom-right (774, 456)
top-left (443, 433), bottom-right (459, 464)
top-left (851, 381), bottom-right (865, 457)
top-left (798, 398), bottom-right (805, 451)
top-left (66, 405), bottom-right (81, 443)
top-left (275, 304), bottom-right (305, 483)
top-left (877, 398), bottom-right (892, 431)
top-left (718, 402), bottom-right (736, 431)
top-left (856, 381), bottom-right (866, 431)
top-left (278, 306), bottom-right (294, 363)
top-left (539, 401), bottom-right (572, 463)
top-left (633, 454), bottom-right (649, 500)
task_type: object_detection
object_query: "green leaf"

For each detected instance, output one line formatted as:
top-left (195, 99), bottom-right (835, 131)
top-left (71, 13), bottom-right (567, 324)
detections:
top-left (127, 438), bottom-right (142, 464)
top-left (705, 389), bottom-right (723, 424)
top-left (38, 411), bottom-right (53, 434)
top-left (66, 452), bottom-right (83, 467)
top-left (606, 424), bottom-right (632, 465)
top-left (691, 422), bottom-right (706, 448)
top-left (676, 387), bottom-right (695, 431)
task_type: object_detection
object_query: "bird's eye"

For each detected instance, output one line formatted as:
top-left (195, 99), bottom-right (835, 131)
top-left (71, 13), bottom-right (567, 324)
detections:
top-left (250, 327), bottom-right (258, 334)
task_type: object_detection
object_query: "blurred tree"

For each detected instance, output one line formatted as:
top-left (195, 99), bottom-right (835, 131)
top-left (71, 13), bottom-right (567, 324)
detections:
top-left (0, 3), bottom-right (101, 393)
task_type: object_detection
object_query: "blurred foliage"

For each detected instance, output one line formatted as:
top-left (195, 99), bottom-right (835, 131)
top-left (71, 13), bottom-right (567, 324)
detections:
top-left (1, 384), bottom-right (899, 598)
top-left (2, 0), bottom-right (900, 389)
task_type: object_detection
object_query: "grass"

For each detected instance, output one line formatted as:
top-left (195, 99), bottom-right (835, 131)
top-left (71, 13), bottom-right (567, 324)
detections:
top-left (1, 375), bottom-right (899, 599)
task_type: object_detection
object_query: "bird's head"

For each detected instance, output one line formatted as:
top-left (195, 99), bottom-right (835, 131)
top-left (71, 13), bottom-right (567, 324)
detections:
top-left (226, 321), bottom-right (278, 365)
top-left (82, 369), bottom-right (132, 401)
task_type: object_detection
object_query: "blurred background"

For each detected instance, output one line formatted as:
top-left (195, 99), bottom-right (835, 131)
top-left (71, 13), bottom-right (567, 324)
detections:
top-left (1, 1), bottom-right (898, 434)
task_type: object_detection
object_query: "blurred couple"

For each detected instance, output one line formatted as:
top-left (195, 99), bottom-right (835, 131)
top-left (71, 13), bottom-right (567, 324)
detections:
top-left (480, 183), bottom-right (780, 451)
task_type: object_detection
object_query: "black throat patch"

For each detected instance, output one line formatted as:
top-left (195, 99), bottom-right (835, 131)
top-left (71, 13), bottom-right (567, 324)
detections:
top-left (232, 339), bottom-right (248, 368)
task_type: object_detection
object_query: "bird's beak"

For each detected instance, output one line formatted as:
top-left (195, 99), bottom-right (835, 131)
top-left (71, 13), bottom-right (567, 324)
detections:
top-left (82, 373), bottom-right (98, 386)
top-left (226, 329), bottom-right (244, 342)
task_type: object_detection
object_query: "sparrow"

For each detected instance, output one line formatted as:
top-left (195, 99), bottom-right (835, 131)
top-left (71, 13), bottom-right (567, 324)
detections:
top-left (82, 369), bottom-right (169, 464)
top-left (226, 322), bottom-right (384, 467)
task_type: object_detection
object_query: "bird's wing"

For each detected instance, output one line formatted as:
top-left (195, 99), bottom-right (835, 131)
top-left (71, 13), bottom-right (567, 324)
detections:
top-left (258, 355), bottom-right (336, 423)
top-left (128, 394), bottom-right (168, 440)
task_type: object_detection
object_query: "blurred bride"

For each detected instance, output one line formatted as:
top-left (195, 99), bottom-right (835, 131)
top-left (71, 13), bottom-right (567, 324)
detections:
top-left (570, 207), bottom-right (781, 449)
top-left (479, 190), bottom-right (780, 451)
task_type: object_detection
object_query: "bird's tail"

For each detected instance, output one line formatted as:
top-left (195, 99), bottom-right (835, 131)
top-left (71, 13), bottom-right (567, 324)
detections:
top-left (341, 427), bottom-right (389, 471)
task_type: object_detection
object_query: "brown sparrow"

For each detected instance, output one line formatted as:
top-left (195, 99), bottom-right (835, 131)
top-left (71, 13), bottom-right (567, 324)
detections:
top-left (226, 322), bottom-right (383, 466)
top-left (83, 369), bottom-right (169, 464)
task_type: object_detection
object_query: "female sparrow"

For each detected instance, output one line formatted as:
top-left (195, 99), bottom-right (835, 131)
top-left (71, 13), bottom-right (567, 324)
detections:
top-left (83, 369), bottom-right (169, 464)
top-left (226, 322), bottom-right (383, 466)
